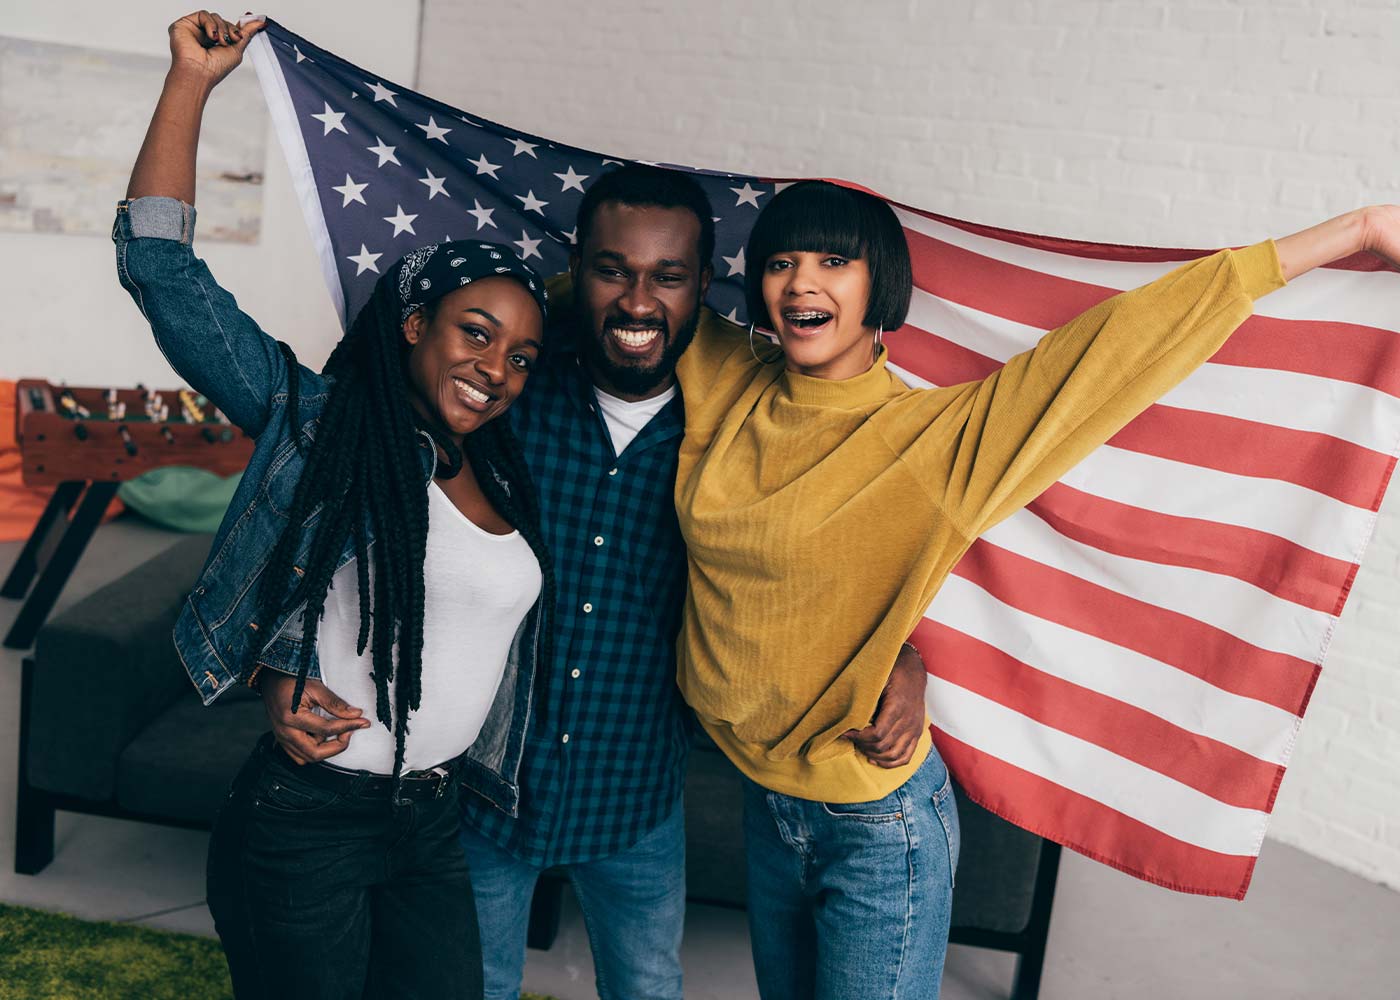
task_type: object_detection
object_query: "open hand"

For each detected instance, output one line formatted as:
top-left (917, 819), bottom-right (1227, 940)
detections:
top-left (843, 642), bottom-right (929, 768)
top-left (259, 672), bottom-right (371, 765)
top-left (167, 10), bottom-right (265, 84)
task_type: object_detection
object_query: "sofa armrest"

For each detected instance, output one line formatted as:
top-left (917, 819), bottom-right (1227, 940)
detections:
top-left (27, 534), bottom-right (212, 801)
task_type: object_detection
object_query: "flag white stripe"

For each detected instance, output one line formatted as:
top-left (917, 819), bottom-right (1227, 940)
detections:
top-left (981, 512), bottom-right (1333, 660)
top-left (927, 676), bottom-right (1272, 857)
top-left (904, 292), bottom-right (1400, 455)
top-left (926, 574), bottom-right (1298, 764)
top-left (895, 206), bottom-right (1400, 330)
top-left (1056, 446), bottom-right (1374, 566)
top-left (247, 33), bottom-right (347, 327)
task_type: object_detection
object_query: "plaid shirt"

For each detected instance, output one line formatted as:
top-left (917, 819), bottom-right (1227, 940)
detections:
top-left (459, 342), bottom-right (692, 867)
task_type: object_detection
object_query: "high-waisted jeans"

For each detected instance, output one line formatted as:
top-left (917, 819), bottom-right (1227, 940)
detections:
top-left (741, 747), bottom-right (961, 1000)
top-left (206, 734), bottom-right (482, 1000)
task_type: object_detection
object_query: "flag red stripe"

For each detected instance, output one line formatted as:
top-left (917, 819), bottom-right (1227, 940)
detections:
top-left (1108, 405), bottom-right (1391, 509)
top-left (931, 731), bottom-right (1258, 898)
top-left (1027, 483), bottom-right (1354, 614)
top-left (903, 227), bottom-right (1400, 396)
top-left (913, 621), bottom-right (1284, 811)
top-left (889, 323), bottom-right (1392, 507)
top-left (951, 540), bottom-right (1320, 713)
top-left (1211, 316), bottom-right (1400, 400)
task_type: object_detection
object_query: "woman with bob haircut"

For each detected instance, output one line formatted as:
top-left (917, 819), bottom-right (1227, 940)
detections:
top-left (116, 13), bottom-right (555, 998)
top-left (671, 179), bottom-right (1400, 999)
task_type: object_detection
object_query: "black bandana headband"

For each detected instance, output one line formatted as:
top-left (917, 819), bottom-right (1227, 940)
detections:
top-left (390, 240), bottom-right (548, 324)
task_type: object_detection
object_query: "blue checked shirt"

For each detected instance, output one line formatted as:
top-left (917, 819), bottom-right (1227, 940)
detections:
top-left (459, 340), bottom-right (692, 866)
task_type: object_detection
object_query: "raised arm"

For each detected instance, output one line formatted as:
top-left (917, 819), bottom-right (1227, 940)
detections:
top-left (116, 12), bottom-right (302, 438)
top-left (880, 205), bottom-right (1400, 541)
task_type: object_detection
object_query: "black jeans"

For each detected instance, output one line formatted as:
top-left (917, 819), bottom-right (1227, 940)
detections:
top-left (206, 735), bottom-right (482, 1000)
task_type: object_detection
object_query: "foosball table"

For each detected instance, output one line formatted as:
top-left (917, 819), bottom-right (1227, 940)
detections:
top-left (2, 379), bottom-right (253, 648)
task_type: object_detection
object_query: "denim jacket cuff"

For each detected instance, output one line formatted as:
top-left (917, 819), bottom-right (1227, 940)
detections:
top-left (113, 197), bottom-right (197, 245)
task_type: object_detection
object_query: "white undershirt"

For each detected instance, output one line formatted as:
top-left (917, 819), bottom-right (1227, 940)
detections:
top-left (593, 384), bottom-right (677, 455)
top-left (316, 483), bottom-right (541, 774)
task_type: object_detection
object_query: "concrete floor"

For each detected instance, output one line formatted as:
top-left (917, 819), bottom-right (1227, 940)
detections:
top-left (3, 518), bottom-right (1400, 999)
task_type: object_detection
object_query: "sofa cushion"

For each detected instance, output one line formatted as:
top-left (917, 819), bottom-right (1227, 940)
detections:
top-left (29, 534), bottom-right (213, 800)
top-left (115, 687), bottom-right (269, 825)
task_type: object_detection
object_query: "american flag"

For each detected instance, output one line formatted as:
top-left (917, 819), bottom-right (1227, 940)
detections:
top-left (247, 20), bottom-right (1400, 899)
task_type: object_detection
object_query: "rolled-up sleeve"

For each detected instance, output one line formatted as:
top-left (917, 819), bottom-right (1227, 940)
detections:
top-left (114, 196), bottom-right (290, 437)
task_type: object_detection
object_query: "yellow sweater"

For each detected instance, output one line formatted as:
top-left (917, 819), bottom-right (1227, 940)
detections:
top-left (673, 241), bottom-right (1286, 803)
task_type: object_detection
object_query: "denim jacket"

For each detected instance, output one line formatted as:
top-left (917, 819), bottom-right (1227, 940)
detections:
top-left (113, 196), bottom-right (540, 815)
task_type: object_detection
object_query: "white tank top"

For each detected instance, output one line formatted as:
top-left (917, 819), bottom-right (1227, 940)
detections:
top-left (316, 482), bottom-right (542, 773)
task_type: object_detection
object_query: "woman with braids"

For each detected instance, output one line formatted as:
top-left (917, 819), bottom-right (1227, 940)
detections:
top-left (671, 181), bottom-right (1400, 999)
top-left (116, 13), bottom-right (553, 999)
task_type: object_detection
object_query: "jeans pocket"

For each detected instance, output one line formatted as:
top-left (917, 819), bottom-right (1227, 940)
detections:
top-left (253, 767), bottom-right (344, 816)
top-left (820, 790), bottom-right (904, 824)
top-left (930, 771), bottom-right (961, 888)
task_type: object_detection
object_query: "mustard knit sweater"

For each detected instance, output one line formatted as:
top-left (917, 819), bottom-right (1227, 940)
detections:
top-left (673, 241), bottom-right (1286, 803)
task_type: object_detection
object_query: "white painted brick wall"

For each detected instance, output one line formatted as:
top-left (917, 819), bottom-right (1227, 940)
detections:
top-left (419, 0), bottom-right (1400, 889)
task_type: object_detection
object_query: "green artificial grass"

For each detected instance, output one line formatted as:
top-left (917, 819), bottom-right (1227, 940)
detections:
top-left (0, 903), bottom-right (558, 999)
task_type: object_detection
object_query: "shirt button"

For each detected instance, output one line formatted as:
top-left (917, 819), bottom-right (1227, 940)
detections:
top-left (562, 733), bottom-right (571, 744)
top-left (571, 668), bottom-right (581, 679)
top-left (608, 468), bottom-right (618, 477)
top-left (582, 602), bottom-right (593, 613)
top-left (593, 535), bottom-right (604, 547)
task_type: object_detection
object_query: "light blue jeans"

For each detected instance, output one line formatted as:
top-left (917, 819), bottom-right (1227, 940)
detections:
top-left (742, 749), bottom-right (961, 1000)
top-left (459, 806), bottom-right (686, 1000)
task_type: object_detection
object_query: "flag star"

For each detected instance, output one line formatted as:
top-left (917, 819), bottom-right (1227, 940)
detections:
top-left (731, 183), bottom-right (765, 208)
top-left (561, 226), bottom-right (578, 245)
top-left (514, 229), bottom-right (543, 261)
top-left (514, 190), bottom-right (549, 215)
top-left (469, 153), bottom-right (502, 179)
top-left (384, 205), bottom-right (419, 237)
top-left (459, 115), bottom-right (483, 127)
top-left (364, 80), bottom-right (397, 106)
top-left (331, 174), bottom-right (369, 207)
top-left (418, 168), bottom-right (450, 200)
top-left (416, 116), bottom-right (452, 143)
top-left (554, 165), bottom-right (589, 193)
top-left (347, 244), bottom-right (382, 275)
top-left (722, 246), bottom-right (746, 277)
top-left (366, 137), bottom-right (400, 167)
top-left (507, 138), bottom-right (539, 158)
top-left (723, 307), bottom-right (741, 324)
top-left (293, 45), bottom-right (306, 63)
top-left (466, 199), bottom-right (497, 231)
top-left (311, 102), bottom-right (348, 136)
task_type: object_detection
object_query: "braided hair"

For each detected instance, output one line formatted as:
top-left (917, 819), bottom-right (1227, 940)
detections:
top-left (259, 264), bottom-right (555, 784)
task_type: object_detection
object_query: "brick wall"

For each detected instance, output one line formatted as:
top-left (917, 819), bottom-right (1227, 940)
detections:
top-left (418, 0), bottom-right (1400, 889)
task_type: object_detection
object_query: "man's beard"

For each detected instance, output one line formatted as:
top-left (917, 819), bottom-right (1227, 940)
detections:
top-left (578, 306), bottom-right (701, 397)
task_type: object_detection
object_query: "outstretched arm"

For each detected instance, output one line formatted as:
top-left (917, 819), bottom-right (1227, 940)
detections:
top-left (116, 11), bottom-right (310, 438)
top-left (127, 11), bottom-right (263, 202)
top-left (1275, 205), bottom-right (1400, 280)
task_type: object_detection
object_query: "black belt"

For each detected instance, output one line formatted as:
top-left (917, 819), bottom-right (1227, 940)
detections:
top-left (268, 740), bottom-right (457, 802)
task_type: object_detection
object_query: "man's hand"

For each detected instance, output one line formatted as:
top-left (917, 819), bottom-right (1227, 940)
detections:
top-left (259, 672), bottom-right (371, 765)
top-left (843, 642), bottom-right (928, 769)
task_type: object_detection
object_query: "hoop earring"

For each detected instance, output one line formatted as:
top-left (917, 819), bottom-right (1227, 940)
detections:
top-left (748, 322), bottom-right (766, 364)
top-left (872, 323), bottom-right (884, 363)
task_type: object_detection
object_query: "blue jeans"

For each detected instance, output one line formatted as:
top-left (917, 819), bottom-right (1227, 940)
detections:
top-left (742, 749), bottom-right (960, 1000)
top-left (459, 805), bottom-right (686, 1000)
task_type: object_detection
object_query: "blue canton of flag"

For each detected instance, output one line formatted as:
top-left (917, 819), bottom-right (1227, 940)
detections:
top-left (247, 19), bottom-right (772, 328)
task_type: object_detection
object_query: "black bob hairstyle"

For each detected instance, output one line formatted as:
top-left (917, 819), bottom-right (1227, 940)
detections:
top-left (576, 164), bottom-right (716, 269)
top-left (744, 180), bottom-right (913, 333)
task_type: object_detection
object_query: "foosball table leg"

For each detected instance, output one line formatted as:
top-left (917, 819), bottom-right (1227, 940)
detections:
top-left (3, 481), bottom-right (121, 650)
top-left (1, 481), bottom-right (84, 599)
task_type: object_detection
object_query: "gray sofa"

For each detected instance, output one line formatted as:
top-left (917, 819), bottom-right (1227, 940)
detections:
top-left (16, 535), bottom-right (1059, 999)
